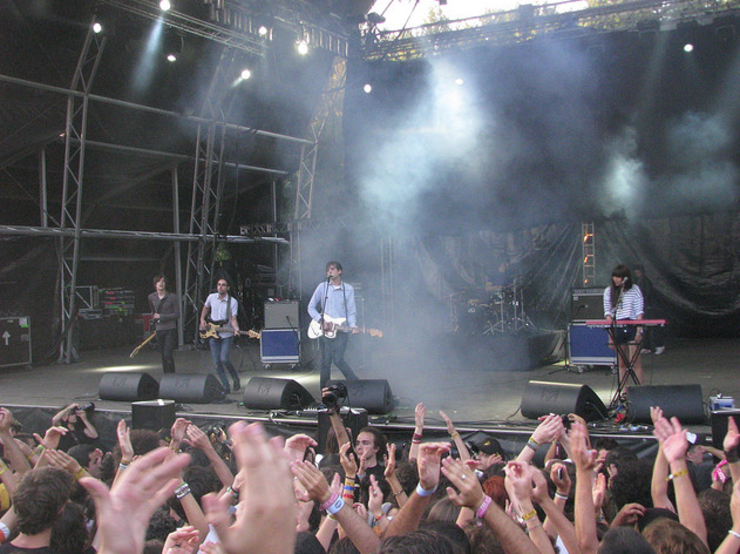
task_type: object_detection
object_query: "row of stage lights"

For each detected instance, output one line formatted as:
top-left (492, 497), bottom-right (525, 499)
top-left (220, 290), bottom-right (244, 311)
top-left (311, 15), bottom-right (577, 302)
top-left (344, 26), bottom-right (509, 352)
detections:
top-left (90, 0), bottom-right (311, 64)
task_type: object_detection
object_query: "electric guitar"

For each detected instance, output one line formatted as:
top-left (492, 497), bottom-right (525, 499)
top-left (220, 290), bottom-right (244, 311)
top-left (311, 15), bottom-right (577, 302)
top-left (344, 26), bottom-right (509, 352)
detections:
top-left (200, 322), bottom-right (260, 340)
top-left (308, 314), bottom-right (383, 340)
top-left (129, 332), bottom-right (157, 358)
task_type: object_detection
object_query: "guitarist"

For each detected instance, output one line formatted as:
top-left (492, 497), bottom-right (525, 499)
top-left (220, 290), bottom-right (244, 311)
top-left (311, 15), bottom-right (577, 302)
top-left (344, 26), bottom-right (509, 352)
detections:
top-left (148, 275), bottom-right (179, 373)
top-left (307, 261), bottom-right (359, 388)
top-left (199, 278), bottom-right (241, 393)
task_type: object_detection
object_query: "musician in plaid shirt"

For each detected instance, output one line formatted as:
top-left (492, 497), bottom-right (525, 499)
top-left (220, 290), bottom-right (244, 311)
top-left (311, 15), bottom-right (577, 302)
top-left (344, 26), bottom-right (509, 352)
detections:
top-left (603, 264), bottom-right (645, 385)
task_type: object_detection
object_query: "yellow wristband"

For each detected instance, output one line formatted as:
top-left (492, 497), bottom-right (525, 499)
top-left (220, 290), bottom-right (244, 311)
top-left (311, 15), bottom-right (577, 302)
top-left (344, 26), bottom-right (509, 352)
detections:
top-left (0, 466), bottom-right (8, 477)
top-left (451, 432), bottom-right (460, 439)
top-left (666, 468), bottom-right (689, 482)
top-left (521, 509), bottom-right (538, 521)
top-left (74, 467), bottom-right (86, 480)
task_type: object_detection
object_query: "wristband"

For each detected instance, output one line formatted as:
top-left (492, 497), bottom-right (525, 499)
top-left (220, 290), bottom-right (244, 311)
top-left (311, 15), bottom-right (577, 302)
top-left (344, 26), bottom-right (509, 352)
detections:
top-left (666, 468), bottom-right (688, 482)
top-left (0, 467), bottom-right (7, 477)
top-left (413, 433), bottom-right (423, 441)
top-left (526, 440), bottom-right (539, 452)
top-left (521, 509), bottom-right (538, 521)
top-left (726, 448), bottom-right (739, 464)
top-left (374, 513), bottom-right (385, 522)
top-left (175, 483), bottom-right (191, 499)
top-left (451, 432), bottom-right (460, 439)
top-left (74, 467), bottom-right (86, 480)
top-left (415, 483), bottom-right (438, 497)
top-left (392, 489), bottom-right (405, 497)
top-left (326, 496), bottom-right (345, 515)
top-left (0, 522), bottom-right (8, 543)
top-left (476, 495), bottom-right (492, 519)
top-left (412, 439), bottom-right (421, 445)
top-left (119, 462), bottom-right (129, 471)
top-left (555, 492), bottom-right (569, 500)
top-left (227, 485), bottom-right (239, 500)
top-left (320, 492), bottom-right (340, 511)
top-left (344, 478), bottom-right (356, 487)
top-left (528, 436), bottom-right (540, 447)
top-left (343, 485), bottom-right (355, 492)
top-left (729, 530), bottom-right (740, 540)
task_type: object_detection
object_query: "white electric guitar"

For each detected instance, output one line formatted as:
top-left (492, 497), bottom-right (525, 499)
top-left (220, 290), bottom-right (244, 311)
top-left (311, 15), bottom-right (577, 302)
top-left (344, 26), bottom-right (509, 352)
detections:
top-left (308, 314), bottom-right (383, 340)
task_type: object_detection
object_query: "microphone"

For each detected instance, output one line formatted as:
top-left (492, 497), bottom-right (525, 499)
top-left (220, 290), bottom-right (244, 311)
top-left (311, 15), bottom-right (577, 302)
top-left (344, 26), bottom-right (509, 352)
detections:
top-left (327, 275), bottom-right (332, 283)
top-left (623, 276), bottom-right (629, 283)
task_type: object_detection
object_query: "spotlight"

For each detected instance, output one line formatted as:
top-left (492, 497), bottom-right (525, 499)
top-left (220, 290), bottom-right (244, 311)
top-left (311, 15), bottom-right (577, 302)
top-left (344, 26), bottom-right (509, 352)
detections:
top-left (296, 39), bottom-right (309, 55)
top-left (241, 68), bottom-right (252, 80)
top-left (258, 25), bottom-right (269, 37)
top-left (684, 43), bottom-right (694, 52)
top-left (159, 0), bottom-right (171, 12)
top-left (167, 53), bottom-right (177, 62)
top-left (363, 83), bottom-right (372, 93)
top-left (92, 22), bottom-right (103, 34)
top-left (454, 78), bottom-right (464, 86)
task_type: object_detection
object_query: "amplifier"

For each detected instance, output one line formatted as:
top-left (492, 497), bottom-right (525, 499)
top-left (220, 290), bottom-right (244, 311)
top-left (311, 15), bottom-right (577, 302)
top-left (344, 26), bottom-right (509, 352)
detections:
top-left (0, 316), bottom-right (32, 368)
top-left (264, 300), bottom-right (300, 329)
top-left (571, 287), bottom-right (604, 322)
top-left (260, 329), bottom-right (300, 364)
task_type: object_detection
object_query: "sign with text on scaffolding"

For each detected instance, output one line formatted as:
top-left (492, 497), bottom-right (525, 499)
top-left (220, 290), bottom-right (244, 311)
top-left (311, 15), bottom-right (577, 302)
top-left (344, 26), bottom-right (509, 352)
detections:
top-left (0, 317), bottom-right (32, 368)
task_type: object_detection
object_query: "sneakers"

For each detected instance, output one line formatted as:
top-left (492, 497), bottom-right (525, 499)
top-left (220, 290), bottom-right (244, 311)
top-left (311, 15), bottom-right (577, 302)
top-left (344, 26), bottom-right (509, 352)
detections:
top-left (653, 346), bottom-right (665, 355)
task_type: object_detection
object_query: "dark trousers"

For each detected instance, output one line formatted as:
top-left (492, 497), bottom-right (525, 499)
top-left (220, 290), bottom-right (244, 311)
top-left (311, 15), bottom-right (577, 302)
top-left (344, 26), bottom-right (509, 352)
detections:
top-left (319, 333), bottom-right (358, 388)
top-left (157, 328), bottom-right (177, 373)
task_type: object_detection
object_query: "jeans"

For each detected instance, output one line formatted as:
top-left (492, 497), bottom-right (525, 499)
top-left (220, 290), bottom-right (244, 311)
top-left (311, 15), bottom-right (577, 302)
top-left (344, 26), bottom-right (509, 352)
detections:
top-left (157, 328), bottom-right (177, 374)
top-left (319, 333), bottom-right (358, 388)
top-left (209, 336), bottom-right (239, 389)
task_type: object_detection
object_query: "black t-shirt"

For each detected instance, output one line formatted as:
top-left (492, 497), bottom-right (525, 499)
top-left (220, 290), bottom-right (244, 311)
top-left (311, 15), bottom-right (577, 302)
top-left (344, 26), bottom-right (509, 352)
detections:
top-left (0, 544), bottom-right (56, 554)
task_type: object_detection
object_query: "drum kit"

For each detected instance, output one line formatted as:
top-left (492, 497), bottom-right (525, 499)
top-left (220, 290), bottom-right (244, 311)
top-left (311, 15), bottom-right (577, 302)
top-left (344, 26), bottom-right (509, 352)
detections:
top-left (451, 277), bottom-right (536, 335)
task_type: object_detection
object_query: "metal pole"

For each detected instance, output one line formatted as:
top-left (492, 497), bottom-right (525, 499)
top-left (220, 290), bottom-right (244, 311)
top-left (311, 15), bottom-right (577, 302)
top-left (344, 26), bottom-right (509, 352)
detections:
top-left (172, 167), bottom-right (185, 347)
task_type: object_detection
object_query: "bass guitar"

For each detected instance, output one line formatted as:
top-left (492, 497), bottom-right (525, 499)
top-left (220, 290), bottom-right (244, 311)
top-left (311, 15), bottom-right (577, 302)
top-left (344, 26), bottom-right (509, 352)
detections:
top-left (200, 322), bottom-right (260, 340)
top-left (308, 314), bottom-right (383, 340)
top-left (129, 332), bottom-right (157, 358)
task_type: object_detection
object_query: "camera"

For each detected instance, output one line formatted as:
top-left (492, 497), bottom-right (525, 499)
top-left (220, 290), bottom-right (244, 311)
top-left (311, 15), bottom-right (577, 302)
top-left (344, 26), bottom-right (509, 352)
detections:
top-left (78, 402), bottom-right (95, 414)
top-left (323, 383), bottom-right (348, 409)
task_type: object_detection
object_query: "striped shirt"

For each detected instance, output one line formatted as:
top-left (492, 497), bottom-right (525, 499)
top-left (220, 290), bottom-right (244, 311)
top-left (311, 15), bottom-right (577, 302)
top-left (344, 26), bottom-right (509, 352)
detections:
top-left (603, 285), bottom-right (644, 320)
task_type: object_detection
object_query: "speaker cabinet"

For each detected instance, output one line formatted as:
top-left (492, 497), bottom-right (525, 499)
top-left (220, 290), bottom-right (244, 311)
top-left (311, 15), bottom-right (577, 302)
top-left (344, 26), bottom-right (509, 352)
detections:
top-left (260, 329), bottom-right (300, 364)
top-left (521, 381), bottom-right (607, 422)
top-left (318, 407), bottom-right (368, 455)
top-left (159, 374), bottom-right (224, 404)
top-left (327, 379), bottom-right (394, 415)
top-left (264, 300), bottom-right (300, 329)
top-left (242, 377), bottom-right (315, 411)
top-left (99, 372), bottom-right (159, 401)
top-left (626, 384), bottom-right (704, 424)
top-left (132, 400), bottom-right (176, 432)
top-left (570, 288), bottom-right (605, 322)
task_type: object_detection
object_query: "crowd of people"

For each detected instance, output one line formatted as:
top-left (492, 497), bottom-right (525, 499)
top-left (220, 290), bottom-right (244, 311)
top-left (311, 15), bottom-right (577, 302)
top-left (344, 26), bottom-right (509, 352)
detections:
top-left (0, 396), bottom-right (738, 554)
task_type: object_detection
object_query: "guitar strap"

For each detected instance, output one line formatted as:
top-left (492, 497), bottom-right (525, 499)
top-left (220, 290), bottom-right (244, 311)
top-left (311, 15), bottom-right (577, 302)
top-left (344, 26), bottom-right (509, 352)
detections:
top-left (153, 294), bottom-right (167, 328)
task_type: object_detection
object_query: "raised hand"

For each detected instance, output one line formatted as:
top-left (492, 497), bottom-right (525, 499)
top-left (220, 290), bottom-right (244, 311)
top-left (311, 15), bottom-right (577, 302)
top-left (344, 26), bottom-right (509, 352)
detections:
top-left (170, 418), bottom-right (191, 450)
top-left (284, 434), bottom-right (318, 465)
top-left (532, 414), bottom-right (565, 446)
top-left (440, 410), bottom-right (457, 436)
top-left (414, 403), bottom-right (427, 429)
top-left (610, 502), bottom-right (646, 527)
top-left (45, 448), bottom-right (83, 476)
top-left (339, 442), bottom-right (358, 478)
top-left (549, 462), bottom-right (572, 495)
top-left (724, 415), bottom-right (740, 453)
top-left (570, 420), bottom-right (597, 471)
top-left (202, 422), bottom-right (296, 554)
top-left (653, 416), bottom-right (689, 464)
top-left (650, 406), bottom-right (664, 426)
top-left (33, 426), bottom-right (68, 450)
top-left (441, 456), bottom-right (485, 511)
top-left (384, 443), bottom-right (397, 480)
top-left (292, 459), bottom-right (331, 504)
top-left (417, 442), bottom-right (450, 491)
top-left (80, 447), bottom-right (191, 554)
top-left (163, 525), bottom-right (200, 554)
top-left (184, 424), bottom-right (211, 450)
top-left (117, 420), bottom-right (134, 464)
top-left (368, 474), bottom-right (383, 515)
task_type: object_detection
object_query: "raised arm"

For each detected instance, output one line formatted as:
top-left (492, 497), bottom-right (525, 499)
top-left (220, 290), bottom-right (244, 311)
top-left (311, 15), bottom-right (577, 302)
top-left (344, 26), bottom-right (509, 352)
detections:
top-left (440, 410), bottom-right (471, 461)
top-left (714, 479), bottom-right (740, 554)
top-left (724, 415), bottom-right (740, 485)
top-left (505, 461), bottom-right (556, 554)
top-left (184, 424), bottom-right (234, 488)
top-left (653, 414), bottom-right (707, 546)
top-left (0, 408), bottom-right (31, 475)
top-left (570, 420), bottom-right (599, 554)
top-left (409, 402), bottom-right (426, 462)
top-left (517, 414), bottom-right (564, 464)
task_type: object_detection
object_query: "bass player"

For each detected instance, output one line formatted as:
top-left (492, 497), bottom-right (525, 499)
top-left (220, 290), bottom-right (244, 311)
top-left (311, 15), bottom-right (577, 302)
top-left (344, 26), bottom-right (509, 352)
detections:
top-left (307, 261), bottom-right (359, 388)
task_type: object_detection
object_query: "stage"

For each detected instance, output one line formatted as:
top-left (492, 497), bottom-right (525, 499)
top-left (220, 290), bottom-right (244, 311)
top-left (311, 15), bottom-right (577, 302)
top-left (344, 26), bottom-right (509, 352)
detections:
top-left (1, 333), bottom-right (738, 456)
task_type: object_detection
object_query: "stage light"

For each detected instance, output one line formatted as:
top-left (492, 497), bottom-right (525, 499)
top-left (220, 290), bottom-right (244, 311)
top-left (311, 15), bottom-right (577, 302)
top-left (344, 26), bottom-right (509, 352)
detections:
top-left (363, 83), bottom-right (372, 93)
top-left (160, 0), bottom-right (171, 12)
top-left (297, 39), bottom-right (309, 55)
top-left (258, 25), bottom-right (269, 36)
top-left (241, 68), bottom-right (252, 80)
top-left (167, 53), bottom-right (177, 62)
top-left (684, 43), bottom-right (694, 52)
top-left (92, 22), bottom-right (103, 34)
top-left (454, 78), bottom-right (464, 86)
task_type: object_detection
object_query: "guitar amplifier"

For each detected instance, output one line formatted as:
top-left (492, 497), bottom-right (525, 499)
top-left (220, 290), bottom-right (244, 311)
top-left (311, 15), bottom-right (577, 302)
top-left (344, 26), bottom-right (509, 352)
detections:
top-left (264, 300), bottom-right (300, 329)
top-left (260, 329), bottom-right (300, 364)
top-left (571, 288), bottom-right (604, 322)
top-left (568, 323), bottom-right (615, 366)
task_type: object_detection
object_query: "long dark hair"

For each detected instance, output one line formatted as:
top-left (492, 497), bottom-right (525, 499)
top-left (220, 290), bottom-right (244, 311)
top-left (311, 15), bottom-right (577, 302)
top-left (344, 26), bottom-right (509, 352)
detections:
top-left (610, 264), bottom-right (633, 309)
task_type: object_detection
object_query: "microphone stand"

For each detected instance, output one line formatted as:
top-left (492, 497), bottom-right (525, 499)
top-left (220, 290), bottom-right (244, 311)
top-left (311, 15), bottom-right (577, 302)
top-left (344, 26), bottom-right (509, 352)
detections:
top-left (285, 315), bottom-right (303, 372)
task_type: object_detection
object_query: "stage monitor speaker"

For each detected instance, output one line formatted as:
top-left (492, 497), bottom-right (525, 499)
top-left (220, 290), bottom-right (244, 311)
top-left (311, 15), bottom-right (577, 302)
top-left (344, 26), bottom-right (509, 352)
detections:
top-left (521, 381), bottom-right (607, 422)
top-left (626, 384), bottom-right (705, 424)
top-left (711, 410), bottom-right (740, 449)
top-left (243, 377), bottom-right (315, 411)
top-left (99, 372), bottom-right (159, 401)
top-left (132, 400), bottom-right (176, 432)
top-left (159, 374), bottom-right (224, 404)
top-left (327, 379), bottom-right (394, 415)
top-left (318, 407), bottom-right (369, 455)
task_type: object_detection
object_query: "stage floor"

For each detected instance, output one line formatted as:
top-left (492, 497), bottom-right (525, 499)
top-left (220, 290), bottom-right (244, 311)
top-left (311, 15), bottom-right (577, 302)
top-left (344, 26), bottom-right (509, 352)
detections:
top-left (1, 334), bottom-right (737, 442)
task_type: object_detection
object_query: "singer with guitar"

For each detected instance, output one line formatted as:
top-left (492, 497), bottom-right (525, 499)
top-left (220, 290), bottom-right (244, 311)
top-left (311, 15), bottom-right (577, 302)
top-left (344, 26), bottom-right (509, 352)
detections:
top-left (148, 275), bottom-right (179, 374)
top-left (603, 264), bottom-right (645, 386)
top-left (308, 261), bottom-right (359, 388)
top-left (200, 278), bottom-right (241, 393)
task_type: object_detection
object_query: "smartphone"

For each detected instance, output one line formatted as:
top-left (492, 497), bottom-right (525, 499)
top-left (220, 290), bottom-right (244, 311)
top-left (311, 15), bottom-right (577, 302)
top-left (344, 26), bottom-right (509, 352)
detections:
top-left (557, 467), bottom-right (564, 480)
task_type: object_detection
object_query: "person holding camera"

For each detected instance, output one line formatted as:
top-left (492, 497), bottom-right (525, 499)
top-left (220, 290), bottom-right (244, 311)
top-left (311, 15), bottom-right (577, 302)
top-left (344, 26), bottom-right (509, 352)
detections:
top-left (307, 261), bottom-right (359, 388)
top-left (51, 402), bottom-right (99, 451)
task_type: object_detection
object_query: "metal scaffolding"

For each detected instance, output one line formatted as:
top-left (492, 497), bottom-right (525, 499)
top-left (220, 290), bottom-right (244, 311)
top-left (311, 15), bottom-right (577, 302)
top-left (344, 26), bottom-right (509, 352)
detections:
top-left (58, 23), bottom-right (107, 364)
top-left (582, 222), bottom-right (596, 286)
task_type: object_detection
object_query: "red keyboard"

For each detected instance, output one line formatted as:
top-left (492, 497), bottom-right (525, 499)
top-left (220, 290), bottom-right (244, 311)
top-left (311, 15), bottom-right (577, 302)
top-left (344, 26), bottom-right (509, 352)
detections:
top-left (585, 319), bottom-right (667, 327)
